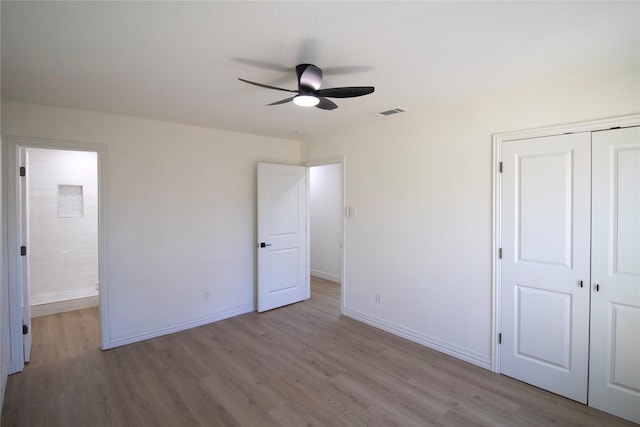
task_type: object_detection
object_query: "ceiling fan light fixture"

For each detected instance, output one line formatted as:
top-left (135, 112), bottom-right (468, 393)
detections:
top-left (293, 95), bottom-right (319, 107)
top-left (238, 63), bottom-right (374, 110)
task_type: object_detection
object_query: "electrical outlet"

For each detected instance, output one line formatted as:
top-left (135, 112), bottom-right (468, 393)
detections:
top-left (375, 292), bottom-right (381, 304)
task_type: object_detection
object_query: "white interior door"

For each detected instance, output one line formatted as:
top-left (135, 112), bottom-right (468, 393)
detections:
top-left (19, 148), bottom-right (32, 363)
top-left (257, 163), bottom-right (309, 312)
top-left (500, 133), bottom-right (591, 403)
top-left (589, 126), bottom-right (640, 423)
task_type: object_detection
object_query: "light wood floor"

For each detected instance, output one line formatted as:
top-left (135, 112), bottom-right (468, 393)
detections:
top-left (2, 277), bottom-right (636, 426)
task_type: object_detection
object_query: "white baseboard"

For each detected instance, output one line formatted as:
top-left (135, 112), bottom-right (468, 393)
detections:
top-left (343, 308), bottom-right (491, 370)
top-left (31, 295), bottom-right (99, 317)
top-left (310, 269), bottom-right (341, 283)
top-left (109, 304), bottom-right (255, 349)
top-left (31, 287), bottom-right (98, 306)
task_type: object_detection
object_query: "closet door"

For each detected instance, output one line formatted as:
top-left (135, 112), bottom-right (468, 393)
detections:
top-left (589, 126), bottom-right (640, 424)
top-left (500, 133), bottom-right (591, 403)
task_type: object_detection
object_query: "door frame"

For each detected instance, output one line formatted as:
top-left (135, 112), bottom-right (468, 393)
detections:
top-left (304, 156), bottom-right (346, 314)
top-left (17, 147), bottom-right (31, 364)
top-left (4, 136), bottom-right (109, 374)
top-left (491, 114), bottom-right (640, 373)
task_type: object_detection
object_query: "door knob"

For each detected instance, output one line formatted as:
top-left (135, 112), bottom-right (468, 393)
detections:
top-left (258, 242), bottom-right (272, 248)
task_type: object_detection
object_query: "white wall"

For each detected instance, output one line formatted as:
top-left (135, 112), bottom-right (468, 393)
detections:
top-left (28, 148), bottom-right (98, 306)
top-left (2, 101), bottom-right (300, 347)
top-left (302, 64), bottom-right (640, 369)
top-left (310, 164), bottom-right (342, 282)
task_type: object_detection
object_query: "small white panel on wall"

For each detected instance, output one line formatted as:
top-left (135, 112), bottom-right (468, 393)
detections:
top-left (57, 184), bottom-right (84, 218)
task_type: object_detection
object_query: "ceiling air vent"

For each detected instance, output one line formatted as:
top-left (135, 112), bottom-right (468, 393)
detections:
top-left (376, 107), bottom-right (406, 117)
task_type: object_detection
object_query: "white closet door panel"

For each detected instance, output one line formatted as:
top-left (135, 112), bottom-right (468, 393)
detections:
top-left (500, 133), bottom-right (591, 403)
top-left (589, 126), bottom-right (640, 424)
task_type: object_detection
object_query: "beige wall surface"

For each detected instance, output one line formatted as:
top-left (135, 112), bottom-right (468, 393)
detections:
top-left (301, 64), bottom-right (640, 367)
top-left (2, 101), bottom-right (300, 347)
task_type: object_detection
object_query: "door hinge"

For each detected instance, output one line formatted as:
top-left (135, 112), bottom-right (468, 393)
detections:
top-left (498, 333), bottom-right (502, 344)
top-left (499, 162), bottom-right (502, 173)
top-left (19, 166), bottom-right (26, 177)
top-left (22, 324), bottom-right (29, 335)
top-left (498, 248), bottom-right (502, 259)
top-left (20, 246), bottom-right (27, 256)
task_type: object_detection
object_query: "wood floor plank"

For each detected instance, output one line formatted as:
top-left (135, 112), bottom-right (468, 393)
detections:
top-left (269, 400), bottom-right (325, 427)
top-left (2, 276), bottom-right (637, 426)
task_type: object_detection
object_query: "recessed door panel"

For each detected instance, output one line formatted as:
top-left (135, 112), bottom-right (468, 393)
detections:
top-left (610, 304), bottom-right (640, 393)
top-left (518, 153), bottom-right (572, 267)
top-left (516, 285), bottom-right (571, 371)
top-left (268, 248), bottom-right (299, 293)
top-left (268, 173), bottom-right (302, 236)
top-left (613, 147), bottom-right (640, 275)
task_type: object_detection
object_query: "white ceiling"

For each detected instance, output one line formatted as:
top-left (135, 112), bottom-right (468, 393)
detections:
top-left (2, 1), bottom-right (639, 141)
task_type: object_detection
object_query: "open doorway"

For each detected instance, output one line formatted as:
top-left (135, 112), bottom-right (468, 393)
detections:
top-left (309, 162), bottom-right (343, 311)
top-left (26, 148), bottom-right (99, 318)
top-left (6, 136), bottom-right (108, 374)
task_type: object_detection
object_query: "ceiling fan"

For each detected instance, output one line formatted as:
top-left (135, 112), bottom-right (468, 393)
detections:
top-left (238, 64), bottom-right (374, 110)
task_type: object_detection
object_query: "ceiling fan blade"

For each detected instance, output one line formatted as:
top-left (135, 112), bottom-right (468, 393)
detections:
top-left (238, 78), bottom-right (297, 93)
top-left (297, 64), bottom-right (323, 90)
top-left (232, 58), bottom-right (291, 73)
top-left (317, 86), bottom-right (375, 98)
top-left (315, 97), bottom-right (338, 110)
top-left (322, 65), bottom-right (373, 75)
top-left (267, 96), bottom-right (295, 106)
